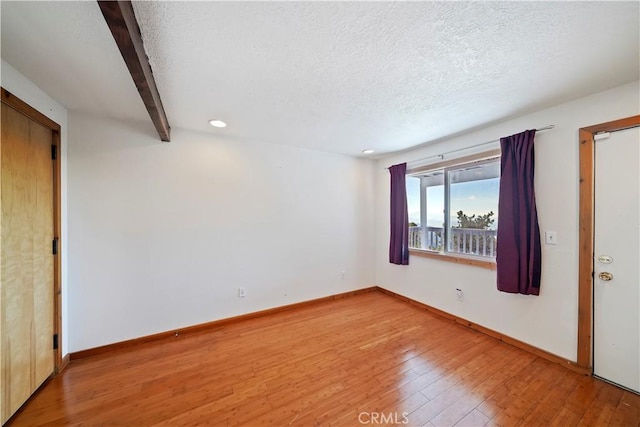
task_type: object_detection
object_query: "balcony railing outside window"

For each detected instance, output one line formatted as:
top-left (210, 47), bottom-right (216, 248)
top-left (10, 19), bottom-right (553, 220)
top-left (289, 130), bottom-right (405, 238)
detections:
top-left (409, 226), bottom-right (497, 258)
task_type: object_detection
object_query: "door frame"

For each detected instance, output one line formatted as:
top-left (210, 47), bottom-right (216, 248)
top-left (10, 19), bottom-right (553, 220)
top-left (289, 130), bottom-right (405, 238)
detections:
top-left (1, 87), bottom-right (64, 373)
top-left (577, 114), bottom-right (640, 370)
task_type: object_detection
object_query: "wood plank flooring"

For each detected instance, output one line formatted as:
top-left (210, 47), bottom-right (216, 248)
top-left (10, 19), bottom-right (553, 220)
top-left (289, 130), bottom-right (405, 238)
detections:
top-left (7, 291), bottom-right (640, 426)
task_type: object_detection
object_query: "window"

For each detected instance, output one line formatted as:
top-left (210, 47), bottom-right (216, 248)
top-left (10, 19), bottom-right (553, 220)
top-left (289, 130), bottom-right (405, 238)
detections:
top-left (407, 155), bottom-right (500, 260)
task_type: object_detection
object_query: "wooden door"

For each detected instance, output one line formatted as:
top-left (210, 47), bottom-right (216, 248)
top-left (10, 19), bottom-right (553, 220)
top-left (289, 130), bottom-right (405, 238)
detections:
top-left (1, 101), bottom-right (55, 423)
top-left (593, 126), bottom-right (640, 392)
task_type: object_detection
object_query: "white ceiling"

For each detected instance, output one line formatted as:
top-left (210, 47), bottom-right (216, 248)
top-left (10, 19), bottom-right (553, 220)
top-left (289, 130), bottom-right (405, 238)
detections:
top-left (2, 1), bottom-right (639, 157)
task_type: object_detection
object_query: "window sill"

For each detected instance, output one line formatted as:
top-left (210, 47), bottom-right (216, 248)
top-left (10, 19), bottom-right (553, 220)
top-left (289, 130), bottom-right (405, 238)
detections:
top-left (409, 249), bottom-right (496, 271)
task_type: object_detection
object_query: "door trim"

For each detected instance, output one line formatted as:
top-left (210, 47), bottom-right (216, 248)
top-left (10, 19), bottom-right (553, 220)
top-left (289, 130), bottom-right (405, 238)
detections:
top-left (577, 115), bottom-right (640, 370)
top-left (1, 87), bottom-right (63, 373)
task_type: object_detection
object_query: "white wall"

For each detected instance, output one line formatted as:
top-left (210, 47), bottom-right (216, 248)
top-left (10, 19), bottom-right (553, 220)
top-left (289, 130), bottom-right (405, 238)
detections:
top-left (375, 81), bottom-right (640, 361)
top-left (67, 113), bottom-right (376, 352)
top-left (1, 60), bottom-right (70, 356)
top-left (5, 55), bottom-right (638, 361)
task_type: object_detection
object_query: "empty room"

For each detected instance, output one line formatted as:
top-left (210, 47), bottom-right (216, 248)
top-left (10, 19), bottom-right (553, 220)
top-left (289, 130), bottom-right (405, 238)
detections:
top-left (1, 1), bottom-right (639, 426)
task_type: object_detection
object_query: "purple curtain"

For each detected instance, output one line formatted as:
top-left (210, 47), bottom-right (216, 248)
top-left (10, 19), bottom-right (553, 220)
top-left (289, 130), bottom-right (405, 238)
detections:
top-left (496, 130), bottom-right (542, 295)
top-left (389, 163), bottom-right (409, 265)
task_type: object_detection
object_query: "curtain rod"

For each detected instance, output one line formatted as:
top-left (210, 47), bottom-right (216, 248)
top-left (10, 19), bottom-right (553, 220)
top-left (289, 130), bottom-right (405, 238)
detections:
top-left (386, 125), bottom-right (555, 169)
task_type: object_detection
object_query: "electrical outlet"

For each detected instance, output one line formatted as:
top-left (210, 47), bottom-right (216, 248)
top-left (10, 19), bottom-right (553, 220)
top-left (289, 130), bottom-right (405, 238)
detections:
top-left (455, 288), bottom-right (464, 301)
top-left (238, 287), bottom-right (246, 298)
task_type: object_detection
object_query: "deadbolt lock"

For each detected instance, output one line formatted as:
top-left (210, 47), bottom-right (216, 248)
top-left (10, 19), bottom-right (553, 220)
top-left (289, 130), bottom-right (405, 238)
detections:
top-left (598, 255), bottom-right (613, 264)
top-left (598, 272), bottom-right (613, 281)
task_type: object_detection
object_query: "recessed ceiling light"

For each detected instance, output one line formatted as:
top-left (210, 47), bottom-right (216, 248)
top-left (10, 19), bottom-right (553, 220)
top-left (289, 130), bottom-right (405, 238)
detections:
top-left (208, 119), bottom-right (227, 128)
top-left (362, 149), bottom-right (374, 154)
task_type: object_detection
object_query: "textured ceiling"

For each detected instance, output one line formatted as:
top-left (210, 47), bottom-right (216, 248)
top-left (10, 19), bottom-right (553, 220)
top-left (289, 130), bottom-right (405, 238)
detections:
top-left (2, 1), bottom-right (639, 157)
top-left (1, 1), bottom-right (147, 124)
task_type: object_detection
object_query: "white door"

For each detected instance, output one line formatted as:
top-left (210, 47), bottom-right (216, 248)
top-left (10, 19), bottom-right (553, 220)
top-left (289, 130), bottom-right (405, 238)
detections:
top-left (593, 126), bottom-right (640, 393)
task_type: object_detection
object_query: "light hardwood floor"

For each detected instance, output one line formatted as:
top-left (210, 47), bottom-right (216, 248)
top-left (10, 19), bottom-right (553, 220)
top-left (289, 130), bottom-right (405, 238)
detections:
top-left (8, 291), bottom-right (640, 426)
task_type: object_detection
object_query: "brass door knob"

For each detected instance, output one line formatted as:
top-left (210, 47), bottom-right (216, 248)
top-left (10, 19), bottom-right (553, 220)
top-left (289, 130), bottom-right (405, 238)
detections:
top-left (598, 272), bottom-right (613, 281)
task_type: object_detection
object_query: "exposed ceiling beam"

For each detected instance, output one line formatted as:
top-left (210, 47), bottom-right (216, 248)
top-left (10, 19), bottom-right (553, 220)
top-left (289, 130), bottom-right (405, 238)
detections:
top-left (98, 1), bottom-right (171, 142)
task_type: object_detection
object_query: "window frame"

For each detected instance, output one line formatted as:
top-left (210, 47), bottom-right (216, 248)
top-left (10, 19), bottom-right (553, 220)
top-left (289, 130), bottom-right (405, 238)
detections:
top-left (407, 149), bottom-right (501, 270)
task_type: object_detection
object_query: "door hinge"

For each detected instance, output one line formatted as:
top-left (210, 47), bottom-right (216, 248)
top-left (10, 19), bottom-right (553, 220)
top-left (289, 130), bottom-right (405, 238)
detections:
top-left (53, 334), bottom-right (58, 350)
top-left (51, 144), bottom-right (57, 160)
top-left (52, 238), bottom-right (59, 255)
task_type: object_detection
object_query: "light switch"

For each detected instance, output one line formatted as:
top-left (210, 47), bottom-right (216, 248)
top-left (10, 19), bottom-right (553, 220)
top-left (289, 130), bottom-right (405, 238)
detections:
top-left (545, 231), bottom-right (558, 245)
